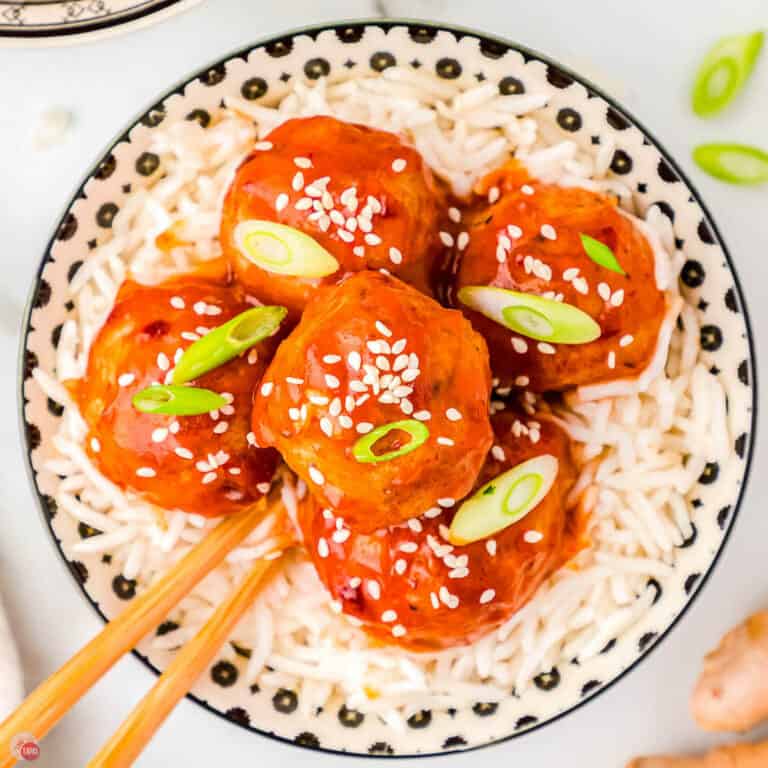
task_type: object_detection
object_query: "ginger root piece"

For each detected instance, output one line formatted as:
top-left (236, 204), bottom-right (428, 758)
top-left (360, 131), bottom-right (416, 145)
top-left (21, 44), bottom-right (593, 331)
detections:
top-left (692, 612), bottom-right (768, 732)
top-left (627, 740), bottom-right (768, 767)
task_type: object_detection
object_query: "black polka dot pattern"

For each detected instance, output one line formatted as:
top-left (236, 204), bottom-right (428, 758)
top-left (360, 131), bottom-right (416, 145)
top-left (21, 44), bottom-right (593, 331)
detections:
top-left (499, 76), bottom-right (525, 95)
top-left (479, 39), bottom-right (507, 59)
top-left (698, 219), bottom-right (715, 244)
top-left (200, 63), bottom-right (226, 86)
top-left (684, 573), bottom-right (701, 594)
top-left (600, 639), bottom-right (617, 655)
top-left (24, 350), bottom-right (39, 381)
top-left (407, 710), bottom-right (432, 729)
top-left (33, 279), bottom-right (51, 309)
top-left (546, 65), bottom-right (573, 88)
top-left (370, 51), bottom-right (396, 72)
top-left (69, 561), bottom-right (88, 585)
top-left (581, 680), bottom-right (601, 697)
top-left (700, 325), bottom-right (723, 351)
top-left (472, 702), bottom-right (498, 716)
top-left (77, 521), bottom-right (101, 539)
top-left (225, 707), bottom-right (250, 726)
top-left (304, 58), bottom-right (330, 80)
top-left (272, 688), bottom-right (298, 714)
top-left (241, 77), bottom-right (268, 100)
top-left (140, 105), bottom-right (165, 128)
top-left (515, 715), bottom-right (538, 730)
top-left (718, 505), bottom-right (732, 529)
top-left (408, 26), bottom-right (437, 43)
top-left (26, 423), bottom-right (41, 451)
top-left (295, 732), bottom-right (320, 749)
top-left (657, 158), bottom-right (679, 183)
top-left (647, 578), bottom-right (663, 605)
top-left (51, 324), bottom-right (63, 348)
top-left (557, 107), bottom-right (582, 132)
top-left (57, 212), bottom-right (78, 241)
top-left (211, 660), bottom-right (238, 687)
top-left (436, 58), bottom-right (462, 79)
top-left (534, 667), bottom-right (561, 690)
top-left (156, 620), bottom-right (179, 636)
top-left (738, 360), bottom-right (749, 385)
top-left (699, 461), bottom-right (720, 485)
top-left (265, 37), bottom-right (292, 57)
top-left (135, 152), bottom-right (160, 177)
top-left (610, 149), bottom-right (633, 175)
top-left (96, 202), bottom-right (118, 228)
top-left (112, 574), bottom-right (136, 600)
top-left (94, 154), bottom-right (116, 180)
top-left (735, 433), bottom-right (747, 459)
top-left (442, 736), bottom-right (467, 749)
top-left (185, 109), bottom-right (211, 128)
top-left (40, 494), bottom-right (57, 521)
top-left (337, 26), bottom-right (365, 43)
top-left (651, 200), bottom-right (675, 222)
top-left (680, 260), bottom-right (705, 288)
top-left (678, 522), bottom-right (698, 548)
top-left (369, 742), bottom-right (394, 755)
top-left (606, 106), bottom-right (630, 129)
top-left (725, 288), bottom-right (739, 312)
top-left (639, 632), bottom-right (657, 652)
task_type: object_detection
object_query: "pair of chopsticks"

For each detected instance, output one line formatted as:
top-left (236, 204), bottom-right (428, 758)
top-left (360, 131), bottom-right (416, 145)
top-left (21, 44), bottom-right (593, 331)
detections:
top-left (0, 497), bottom-right (291, 767)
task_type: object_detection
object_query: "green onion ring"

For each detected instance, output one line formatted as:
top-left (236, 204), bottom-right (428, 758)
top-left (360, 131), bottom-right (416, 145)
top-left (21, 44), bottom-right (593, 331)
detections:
top-left (132, 385), bottom-right (227, 416)
top-left (352, 419), bottom-right (430, 464)
top-left (458, 286), bottom-right (601, 345)
top-left (448, 454), bottom-right (558, 545)
top-left (234, 220), bottom-right (340, 278)
top-left (693, 143), bottom-right (768, 185)
top-left (172, 305), bottom-right (287, 385)
top-left (580, 234), bottom-right (626, 275)
top-left (692, 31), bottom-right (764, 117)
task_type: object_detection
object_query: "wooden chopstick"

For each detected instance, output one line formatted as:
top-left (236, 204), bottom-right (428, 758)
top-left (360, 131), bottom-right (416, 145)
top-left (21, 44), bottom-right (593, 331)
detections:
top-left (88, 543), bottom-right (290, 767)
top-left (0, 499), bottom-right (275, 768)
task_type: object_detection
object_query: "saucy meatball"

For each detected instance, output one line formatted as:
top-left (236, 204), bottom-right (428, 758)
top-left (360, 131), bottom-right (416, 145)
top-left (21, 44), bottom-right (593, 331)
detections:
top-left (72, 277), bottom-right (279, 518)
top-left (300, 409), bottom-right (583, 650)
top-left (221, 116), bottom-right (447, 318)
top-left (252, 271), bottom-right (493, 533)
top-left (454, 163), bottom-right (669, 392)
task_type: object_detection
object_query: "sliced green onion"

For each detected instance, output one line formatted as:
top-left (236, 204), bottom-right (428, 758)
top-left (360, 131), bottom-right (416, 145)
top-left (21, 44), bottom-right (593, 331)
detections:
top-left (458, 286), bottom-right (601, 345)
top-left (693, 143), bottom-right (768, 185)
top-left (172, 305), bottom-right (286, 385)
top-left (580, 234), bottom-right (626, 275)
top-left (448, 454), bottom-right (558, 545)
top-left (132, 385), bottom-right (226, 415)
top-left (234, 220), bottom-right (340, 277)
top-left (352, 419), bottom-right (430, 464)
top-left (692, 31), bottom-right (764, 117)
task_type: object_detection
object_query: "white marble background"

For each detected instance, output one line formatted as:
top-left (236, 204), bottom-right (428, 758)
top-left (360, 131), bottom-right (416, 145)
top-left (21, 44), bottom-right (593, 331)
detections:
top-left (2, 1), bottom-right (768, 765)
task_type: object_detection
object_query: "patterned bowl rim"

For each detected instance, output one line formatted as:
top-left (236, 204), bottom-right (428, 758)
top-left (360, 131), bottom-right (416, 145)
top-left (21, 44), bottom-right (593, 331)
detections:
top-left (17, 17), bottom-right (759, 758)
top-left (0, 0), bottom-right (202, 46)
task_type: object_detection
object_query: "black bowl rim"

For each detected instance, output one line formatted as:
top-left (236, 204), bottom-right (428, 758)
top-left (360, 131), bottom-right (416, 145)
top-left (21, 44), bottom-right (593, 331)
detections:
top-left (17, 16), bottom-right (759, 760)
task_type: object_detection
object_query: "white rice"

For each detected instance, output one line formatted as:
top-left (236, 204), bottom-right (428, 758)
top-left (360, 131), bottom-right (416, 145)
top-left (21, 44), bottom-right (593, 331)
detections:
top-left (32, 69), bottom-right (727, 727)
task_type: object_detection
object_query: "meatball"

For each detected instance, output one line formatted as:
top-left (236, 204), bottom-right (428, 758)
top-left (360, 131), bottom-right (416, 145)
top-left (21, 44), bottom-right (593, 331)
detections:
top-left (454, 163), bottom-right (669, 392)
top-left (221, 116), bottom-right (447, 318)
top-left (72, 277), bottom-right (279, 518)
top-left (252, 271), bottom-right (493, 533)
top-left (299, 409), bottom-right (583, 650)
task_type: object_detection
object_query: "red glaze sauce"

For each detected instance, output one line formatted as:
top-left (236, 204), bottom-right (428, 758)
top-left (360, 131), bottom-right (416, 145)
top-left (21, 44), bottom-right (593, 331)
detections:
top-left (221, 116), bottom-right (448, 318)
top-left (300, 409), bottom-right (584, 650)
top-left (71, 276), bottom-right (279, 518)
top-left (253, 271), bottom-right (493, 533)
top-left (454, 163), bottom-right (666, 391)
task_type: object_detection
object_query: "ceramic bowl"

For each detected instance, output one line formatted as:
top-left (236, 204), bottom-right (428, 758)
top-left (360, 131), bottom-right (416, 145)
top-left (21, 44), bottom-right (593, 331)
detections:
top-left (19, 20), bottom-right (756, 757)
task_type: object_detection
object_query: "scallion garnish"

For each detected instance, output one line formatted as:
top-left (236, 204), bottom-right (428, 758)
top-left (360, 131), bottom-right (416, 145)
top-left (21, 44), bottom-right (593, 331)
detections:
top-left (580, 234), bottom-right (626, 275)
top-left (172, 305), bottom-right (287, 385)
top-left (693, 143), bottom-right (768, 185)
top-left (458, 286), bottom-right (601, 345)
top-left (132, 385), bottom-right (226, 415)
top-left (692, 31), bottom-right (764, 117)
top-left (448, 454), bottom-right (558, 545)
top-left (234, 220), bottom-right (340, 277)
top-left (352, 419), bottom-right (430, 464)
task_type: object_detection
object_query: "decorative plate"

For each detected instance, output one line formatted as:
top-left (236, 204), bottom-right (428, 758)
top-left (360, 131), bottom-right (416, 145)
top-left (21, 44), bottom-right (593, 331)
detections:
top-left (0, 0), bottom-right (201, 46)
top-left (19, 20), bottom-right (756, 757)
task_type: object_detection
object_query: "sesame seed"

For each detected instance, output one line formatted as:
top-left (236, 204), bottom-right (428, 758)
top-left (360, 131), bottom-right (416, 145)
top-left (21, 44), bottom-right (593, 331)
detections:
top-left (572, 277), bottom-right (589, 295)
top-left (169, 296), bottom-right (185, 310)
top-left (607, 350), bottom-right (616, 369)
top-left (345, 217), bottom-right (357, 232)
top-left (295, 197), bottom-right (313, 211)
top-left (538, 342), bottom-right (556, 355)
top-left (337, 228), bottom-right (354, 243)
top-left (349, 576), bottom-right (362, 588)
top-left (174, 447), bottom-right (193, 460)
top-left (524, 530), bottom-right (544, 543)
top-left (254, 141), bottom-right (273, 151)
top-left (507, 224), bottom-right (523, 239)
top-left (437, 437), bottom-right (455, 446)
top-left (325, 374), bottom-right (340, 389)
top-left (496, 245), bottom-right (507, 264)
top-left (391, 338), bottom-right (407, 354)
top-left (563, 267), bottom-right (579, 281)
top-left (169, 421), bottom-right (180, 434)
top-left (394, 559), bottom-right (407, 575)
top-left (294, 156), bottom-right (312, 169)
top-left (288, 407), bottom-right (301, 421)
top-left (448, 206), bottom-right (461, 223)
top-left (320, 417), bottom-right (333, 437)
top-left (357, 216), bottom-right (372, 233)
top-left (291, 171), bottom-right (304, 191)
top-left (540, 224), bottom-right (557, 240)
top-left (309, 393), bottom-right (330, 405)
top-left (457, 231), bottom-right (470, 251)
top-left (392, 158), bottom-right (407, 173)
top-left (439, 231), bottom-right (454, 247)
top-left (318, 538), bottom-right (329, 558)
top-left (597, 282), bottom-right (611, 301)
top-left (339, 415), bottom-right (353, 429)
top-left (375, 320), bottom-right (392, 337)
top-left (449, 567), bottom-right (469, 579)
top-left (401, 368), bottom-right (419, 382)
top-left (156, 353), bottom-right (170, 372)
top-left (275, 193), bottom-right (289, 212)
top-left (610, 289), bottom-right (625, 307)
top-left (413, 410), bottom-right (431, 421)
top-left (514, 375), bottom-right (530, 387)
top-left (181, 332), bottom-right (199, 342)
top-left (332, 529), bottom-right (350, 544)
top-left (309, 465), bottom-right (325, 486)
top-left (356, 422), bottom-right (374, 435)
top-left (521, 184), bottom-right (534, 195)
top-left (118, 373), bottom-right (135, 387)
top-left (620, 334), bottom-right (634, 347)
top-left (367, 580), bottom-right (381, 599)
top-left (364, 233), bottom-right (382, 246)
top-left (286, 376), bottom-right (304, 385)
top-left (480, 589), bottom-right (496, 604)
top-left (329, 210), bottom-right (345, 226)
top-left (392, 624), bottom-right (406, 638)
top-left (424, 507), bottom-right (442, 519)
top-left (348, 351), bottom-right (362, 371)
top-left (511, 337), bottom-right (528, 354)
top-left (323, 354), bottom-right (342, 364)
top-left (430, 592), bottom-right (440, 609)
top-left (213, 421), bottom-right (229, 434)
top-left (202, 471), bottom-right (217, 485)
top-left (193, 301), bottom-right (206, 316)
top-left (318, 215), bottom-right (331, 232)
top-left (349, 381), bottom-right (367, 393)
top-left (486, 539), bottom-right (497, 557)
top-left (387, 246), bottom-right (403, 265)
top-left (491, 445), bottom-right (505, 461)
top-left (246, 432), bottom-right (257, 446)
top-left (446, 408), bottom-right (462, 422)
top-left (400, 399), bottom-right (414, 415)
top-left (437, 497), bottom-right (455, 508)
top-left (90, 437), bottom-right (101, 453)
top-left (151, 428), bottom-right (168, 443)
top-left (488, 186), bottom-right (500, 204)
top-left (329, 397), bottom-right (342, 417)
top-left (136, 467), bottom-right (156, 478)
top-left (392, 385), bottom-right (412, 398)
top-left (407, 518), bottom-right (423, 533)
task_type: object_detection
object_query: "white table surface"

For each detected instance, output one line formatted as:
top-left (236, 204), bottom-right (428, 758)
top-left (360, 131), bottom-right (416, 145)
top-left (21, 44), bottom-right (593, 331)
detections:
top-left (2, 1), bottom-right (767, 765)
